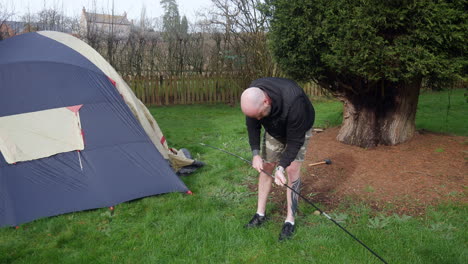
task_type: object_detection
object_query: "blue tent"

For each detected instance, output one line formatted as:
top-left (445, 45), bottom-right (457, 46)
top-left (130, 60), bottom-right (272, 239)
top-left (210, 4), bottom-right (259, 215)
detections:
top-left (0, 32), bottom-right (189, 227)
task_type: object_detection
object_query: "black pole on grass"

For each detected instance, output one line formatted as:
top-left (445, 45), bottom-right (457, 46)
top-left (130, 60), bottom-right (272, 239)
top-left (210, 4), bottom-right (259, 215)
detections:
top-left (200, 143), bottom-right (388, 264)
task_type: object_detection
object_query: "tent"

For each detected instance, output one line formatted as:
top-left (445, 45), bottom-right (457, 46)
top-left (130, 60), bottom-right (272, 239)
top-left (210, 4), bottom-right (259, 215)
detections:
top-left (0, 31), bottom-right (197, 227)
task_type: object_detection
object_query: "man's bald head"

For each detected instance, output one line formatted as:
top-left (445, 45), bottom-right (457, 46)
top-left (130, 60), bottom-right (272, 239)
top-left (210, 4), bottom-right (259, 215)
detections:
top-left (240, 87), bottom-right (271, 119)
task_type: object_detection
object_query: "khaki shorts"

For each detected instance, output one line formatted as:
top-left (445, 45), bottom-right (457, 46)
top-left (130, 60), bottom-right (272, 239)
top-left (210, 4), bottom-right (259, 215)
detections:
top-left (261, 129), bottom-right (312, 163)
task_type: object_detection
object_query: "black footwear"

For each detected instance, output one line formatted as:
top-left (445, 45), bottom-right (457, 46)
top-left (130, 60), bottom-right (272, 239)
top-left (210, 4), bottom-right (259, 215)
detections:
top-left (245, 213), bottom-right (268, 228)
top-left (279, 222), bottom-right (295, 241)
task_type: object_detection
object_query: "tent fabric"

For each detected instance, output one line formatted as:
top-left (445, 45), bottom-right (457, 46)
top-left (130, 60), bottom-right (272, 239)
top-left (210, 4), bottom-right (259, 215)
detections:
top-left (0, 106), bottom-right (84, 164)
top-left (38, 31), bottom-right (200, 171)
top-left (0, 31), bottom-right (189, 227)
top-left (169, 149), bottom-right (198, 172)
top-left (38, 31), bottom-right (170, 159)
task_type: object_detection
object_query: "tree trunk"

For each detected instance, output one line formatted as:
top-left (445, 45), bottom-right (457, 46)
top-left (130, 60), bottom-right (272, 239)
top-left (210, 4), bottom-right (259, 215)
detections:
top-left (336, 79), bottom-right (421, 148)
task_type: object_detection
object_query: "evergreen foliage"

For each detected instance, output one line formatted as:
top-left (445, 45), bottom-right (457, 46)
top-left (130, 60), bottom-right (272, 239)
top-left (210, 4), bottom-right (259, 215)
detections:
top-left (269, 0), bottom-right (467, 92)
top-left (161, 0), bottom-right (181, 34)
top-left (160, 0), bottom-right (190, 75)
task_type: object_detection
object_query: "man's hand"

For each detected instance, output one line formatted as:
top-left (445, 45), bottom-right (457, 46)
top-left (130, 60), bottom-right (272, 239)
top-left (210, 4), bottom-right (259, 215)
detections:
top-left (252, 155), bottom-right (263, 173)
top-left (274, 166), bottom-right (287, 186)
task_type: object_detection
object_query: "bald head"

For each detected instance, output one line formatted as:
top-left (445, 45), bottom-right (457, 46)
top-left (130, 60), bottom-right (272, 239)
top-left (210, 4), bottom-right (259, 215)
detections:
top-left (240, 87), bottom-right (271, 119)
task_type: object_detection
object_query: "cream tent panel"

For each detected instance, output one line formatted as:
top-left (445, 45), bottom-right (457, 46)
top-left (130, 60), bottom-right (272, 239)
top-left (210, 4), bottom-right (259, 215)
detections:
top-left (0, 107), bottom-right (84, 164)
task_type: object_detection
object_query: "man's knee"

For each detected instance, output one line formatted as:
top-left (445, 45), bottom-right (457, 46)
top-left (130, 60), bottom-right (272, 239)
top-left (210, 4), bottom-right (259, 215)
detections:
top-left (286, 162), bottom-right (302, 178)
top-left (263, 162), bottom-right (276, 171)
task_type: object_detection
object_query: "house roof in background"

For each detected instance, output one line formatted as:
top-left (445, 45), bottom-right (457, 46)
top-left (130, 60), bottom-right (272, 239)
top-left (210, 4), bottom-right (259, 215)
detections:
top-left (82, 8), bottom-right (131, 25)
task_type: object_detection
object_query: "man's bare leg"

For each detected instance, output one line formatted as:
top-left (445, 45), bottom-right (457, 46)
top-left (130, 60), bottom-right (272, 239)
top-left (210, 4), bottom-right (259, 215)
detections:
top-left (285, 161), bottom-right (302, 223)
top-left (256, 162), bottom-right (276, 215)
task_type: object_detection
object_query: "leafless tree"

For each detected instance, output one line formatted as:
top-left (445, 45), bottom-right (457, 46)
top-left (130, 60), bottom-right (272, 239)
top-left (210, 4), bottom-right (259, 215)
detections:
top-left (81, 2), bottom-right (104, 53)
top-left (207, 0), bottom-right (275, 77)
top-left (105, 0), bottom-right (117, 68)
top-left (20, 10), bottom-right (38, 33)
top-left (0, 1), bottom-right (15, 40)
top-left (185, 27), bottom-right (206, 74)
top-left (36, 8), bottom-right (63, 31)
top-left (146, 17), bottom-right (165, 74)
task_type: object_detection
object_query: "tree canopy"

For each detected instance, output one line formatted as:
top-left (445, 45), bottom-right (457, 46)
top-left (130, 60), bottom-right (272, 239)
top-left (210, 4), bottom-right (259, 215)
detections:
top-left (269, 0), bottom-right (467, 93)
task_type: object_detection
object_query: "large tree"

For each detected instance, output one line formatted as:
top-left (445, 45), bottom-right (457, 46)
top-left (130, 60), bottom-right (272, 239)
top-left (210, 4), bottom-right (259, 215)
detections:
top-left (269, 0), bottom-right (466, 148)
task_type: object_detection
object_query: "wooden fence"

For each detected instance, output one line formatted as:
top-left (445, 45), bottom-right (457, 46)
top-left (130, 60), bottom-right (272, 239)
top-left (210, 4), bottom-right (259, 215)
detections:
top-left (302, 82), bottom-right (328, 97)
top-left (123, 74), bottom-right (326, 106)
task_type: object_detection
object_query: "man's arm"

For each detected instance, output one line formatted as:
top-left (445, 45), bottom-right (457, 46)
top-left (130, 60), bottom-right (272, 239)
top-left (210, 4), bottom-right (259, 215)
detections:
top-left (246, 117), bottom-right (263, 172)
top-left (246, 117), bottom-right (261, 153)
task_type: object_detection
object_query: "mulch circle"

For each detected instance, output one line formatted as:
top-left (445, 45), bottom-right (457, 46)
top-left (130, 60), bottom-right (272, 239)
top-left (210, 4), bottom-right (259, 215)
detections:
top-left (301, 127), bottom-right (467, 216)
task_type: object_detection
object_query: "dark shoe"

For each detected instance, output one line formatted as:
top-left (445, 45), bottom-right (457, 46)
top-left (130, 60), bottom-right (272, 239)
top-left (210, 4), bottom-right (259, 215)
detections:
top-left (279, 222), bottom-right (295, 241)
top-left (245, 213), bottom-right (268, 228)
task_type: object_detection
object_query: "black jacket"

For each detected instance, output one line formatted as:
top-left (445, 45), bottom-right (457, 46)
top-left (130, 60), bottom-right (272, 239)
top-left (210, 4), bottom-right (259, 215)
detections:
top-left (246, 77), bottom-right (315, 168)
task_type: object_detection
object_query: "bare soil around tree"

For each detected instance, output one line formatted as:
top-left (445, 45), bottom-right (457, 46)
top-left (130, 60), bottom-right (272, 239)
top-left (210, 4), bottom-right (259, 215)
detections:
top-left (301, 127), bottom-right (467, 216)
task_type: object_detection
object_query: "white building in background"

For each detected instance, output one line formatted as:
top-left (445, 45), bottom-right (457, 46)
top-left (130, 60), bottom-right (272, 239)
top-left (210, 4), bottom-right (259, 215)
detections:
top-left (80, 7), bottom-right (132, 38)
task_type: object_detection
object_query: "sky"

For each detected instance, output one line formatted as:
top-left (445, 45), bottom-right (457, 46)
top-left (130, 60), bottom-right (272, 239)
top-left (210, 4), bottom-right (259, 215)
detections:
top-left (3, 0), bottom-right (214, 22)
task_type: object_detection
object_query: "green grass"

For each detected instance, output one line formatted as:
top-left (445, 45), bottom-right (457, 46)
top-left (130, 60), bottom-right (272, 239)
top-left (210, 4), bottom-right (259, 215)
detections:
top-left (416, 88), bottom-right (467, 136)
top-left (1, 90), bottom-right (466, 263)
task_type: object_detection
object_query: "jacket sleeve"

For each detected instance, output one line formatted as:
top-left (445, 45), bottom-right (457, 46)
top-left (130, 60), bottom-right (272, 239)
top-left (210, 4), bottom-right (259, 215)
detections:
top-left (278, 98), bottom-right (310, 168)
top-left (246, 117), bottom-right (261, 153)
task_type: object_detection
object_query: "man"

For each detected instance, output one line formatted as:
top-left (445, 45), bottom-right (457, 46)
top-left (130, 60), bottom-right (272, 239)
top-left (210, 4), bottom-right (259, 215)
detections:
top-left (240, 77), bottom-right (315, 241)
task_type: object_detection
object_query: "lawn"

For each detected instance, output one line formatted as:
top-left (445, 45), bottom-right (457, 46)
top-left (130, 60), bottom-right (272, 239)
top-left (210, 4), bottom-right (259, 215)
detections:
top-left (0, 89), bottom-right (466, 263)
top-left (416, 89), bottom-right (467, 136)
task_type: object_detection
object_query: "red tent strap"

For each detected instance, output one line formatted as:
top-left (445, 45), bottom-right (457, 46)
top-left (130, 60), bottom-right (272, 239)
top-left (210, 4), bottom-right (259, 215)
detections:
top-left (81, 129), bottom-right (85, 145)
top-left (108, 77), bottom-right (117, 87)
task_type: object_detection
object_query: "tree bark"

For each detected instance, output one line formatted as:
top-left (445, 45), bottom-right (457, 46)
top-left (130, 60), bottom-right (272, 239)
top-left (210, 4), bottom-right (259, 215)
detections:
top-left (336, 79), bottom-right (422, 148)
